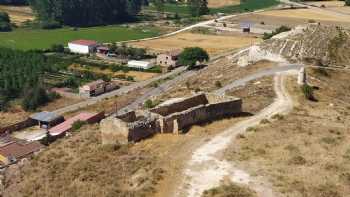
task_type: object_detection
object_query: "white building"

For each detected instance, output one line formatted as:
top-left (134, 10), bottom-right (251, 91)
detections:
top-left (127, 60), bottom-right (154, 69)
top-left (68, 40), bottom-right (98, 54)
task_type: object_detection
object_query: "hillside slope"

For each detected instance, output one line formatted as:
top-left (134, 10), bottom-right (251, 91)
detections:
top-left (238, 24), bottom-right (350, 67)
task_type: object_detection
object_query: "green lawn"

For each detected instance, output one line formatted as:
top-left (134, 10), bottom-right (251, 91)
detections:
top-left (0, 26), bottom-right (159, 50)
top-left (147, 0), bottom-right (280, 16)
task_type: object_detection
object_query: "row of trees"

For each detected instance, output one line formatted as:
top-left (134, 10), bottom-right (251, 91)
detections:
top-left (0, 0), bottom-right (27, 5)
top-left (0, 47), bottom-right (57, 111)
top-left (27, 0), bottom-right (146, 27)
top-left (151, 0), bottom-right (209, 17)
top-left (0, 12), bottom-right (11, 31)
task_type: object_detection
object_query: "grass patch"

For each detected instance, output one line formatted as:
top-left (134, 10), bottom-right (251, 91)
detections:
top-left (0, 26), bottom-right (159, 50)
top-left (146, 0), bottom-right (279, 16)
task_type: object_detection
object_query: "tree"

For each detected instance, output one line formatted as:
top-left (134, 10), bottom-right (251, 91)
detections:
top-left (346, 0), bottom-right (350, 6)
top-left (51, 44), bottom-right (65, 53)
top-left (178, 47), bottom-right (209, 68)
top-left (28, 0), bottom-right (143, 27)
top-left (188, 0), bottom-right (209, 17)
top-left (152, 0), bottom-right (165, 13)
top-left (0, 12), bottom-right (11, 32)
top-left (21, 86), bottom-right (50, 111)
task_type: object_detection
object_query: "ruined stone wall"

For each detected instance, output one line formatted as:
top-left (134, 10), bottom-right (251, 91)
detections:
top-left (127, 118), bottom-right (160, 143)
top-left (116, 111), bottom-right (136, 122)
top-left (150, 94), bottom-right (208, 116)
top-left (100, 117), bottom-right (130, 145)
top-left (161, 98), bottom-right (242, 133)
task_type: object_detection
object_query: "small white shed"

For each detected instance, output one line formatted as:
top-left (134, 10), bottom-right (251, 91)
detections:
top-left (127, 60), bottom-right (154, 69)
top-left (68, 40), bottom-right (98, 54)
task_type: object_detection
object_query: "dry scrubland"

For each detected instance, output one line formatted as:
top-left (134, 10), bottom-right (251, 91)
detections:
top-left (0, 6), bottom-right (33, 25)
top-left (305, 1), bottom-right (350, 14)
top-left (156, 59), bottom-right (276, 104)
top-left (225, 68), bottom-right (350, 197)
top-left (3, 124), bottom-right (165, 197)
top-left (132, 33), bottom-right (260, 56)
top-left (207, 0), bottom-right (240, 8)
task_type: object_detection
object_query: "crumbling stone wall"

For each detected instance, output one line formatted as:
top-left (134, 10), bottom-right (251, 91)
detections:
top-left (101, 112), bottom-right (160, 145)
top-left (160, 97), bottom-right (242, 133)
top-left (100, 93), bottom-right (242, 144)
top-left (150, 94), bottom-right (208, 116)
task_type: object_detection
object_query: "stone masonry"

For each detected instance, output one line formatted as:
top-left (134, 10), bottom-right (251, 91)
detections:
top-left (100, 93), bottom-right (242, 145)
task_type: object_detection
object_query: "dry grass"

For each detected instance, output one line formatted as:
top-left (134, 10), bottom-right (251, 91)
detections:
top-left (131, 33), bottom-right (260, 56)
top-left (226, 76), bottom-right (275, 113)
top-left (3, 125), bottom-right (165, 197)
top-left (257, 9), bottom-right (350, 22)
top-left (202, 183), bottom-right (257, 197)
top-left (0, 6), bottom-right (34, 25)
top-left (156, 60), bottom-right (277, 104)
top-left (224, 68), bottom-right (350, 197)
top-left (208, 0), bottom-right (240, 8)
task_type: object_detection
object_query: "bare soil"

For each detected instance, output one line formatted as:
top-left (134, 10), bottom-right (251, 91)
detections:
top-left (131, 32), bottom-right (261, 56)
top-left (0, 6), bottom-right (34, 25)
top-left (224, 68), bottom-right (350, 197)
top-left (156, 60), bottom-right (277, 103)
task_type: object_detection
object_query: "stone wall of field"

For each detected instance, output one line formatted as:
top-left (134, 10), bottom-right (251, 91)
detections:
top-left (150, 94), bottom-right (208, 116)
top-left (160, 97), bottom-right (242, 133)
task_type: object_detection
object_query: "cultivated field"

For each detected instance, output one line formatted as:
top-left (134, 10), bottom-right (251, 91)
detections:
top-left (257, 8), bottom-right (350, 23)
top-left (0, 5), bottom-right (34, 25)
top-left (208, 0), bottom-right (240, 8)
top-left (305, 0), bottom-right (350, 15)
top-left (0, 26), bottom-right (159, 50)
top-left (131, 32), bottom-right (260, 56)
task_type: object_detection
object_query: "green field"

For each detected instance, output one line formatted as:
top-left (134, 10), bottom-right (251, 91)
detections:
top-left (147, 0), bottom-right (280, 16)
top-left (0, 26), bottom-right (159, 50)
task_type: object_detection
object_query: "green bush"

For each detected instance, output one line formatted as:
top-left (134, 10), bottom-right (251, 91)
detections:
top-left (50, 44), bottom-right (65, 53)
top-left (71, 120), bottom-right (87, 132)
top-left (263, 25), bottom-right (291, 40)
top-left (144, 99), bottom-right (159, 109)
top-left (301, 84), bottom-right (315, 101)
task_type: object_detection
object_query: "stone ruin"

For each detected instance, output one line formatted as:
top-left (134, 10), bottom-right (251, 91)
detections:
top-left (100, 93), bottom-right (242, 145)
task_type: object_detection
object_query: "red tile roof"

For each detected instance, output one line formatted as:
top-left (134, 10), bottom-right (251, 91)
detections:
top-left (69, 39), bottom-right (97, 46)
top-left (48, 112), bottom-right (99, 136)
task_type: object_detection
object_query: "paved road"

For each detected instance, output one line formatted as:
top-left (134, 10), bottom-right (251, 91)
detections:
top-left (53, 67), bottom-right (186, 115)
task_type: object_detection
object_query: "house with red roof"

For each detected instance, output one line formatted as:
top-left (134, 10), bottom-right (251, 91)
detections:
top-left (68, 39), bottom-right (98, 54)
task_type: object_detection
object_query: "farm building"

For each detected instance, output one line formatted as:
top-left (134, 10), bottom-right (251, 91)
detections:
top-left (49, 112), bottom-right (105, 137)
top-left (0, 136), bottom-right (43, 166)
top-left (68, 39), bottom-right (98, 54)
top-left (96, 46), bottom-right (110, 54)
top-left (79, 80), bottom-right (118, 98)
top-left (30, 112), bottom-right (64, 129)
top-left (128, 60), bottom-right (154, 69)
top-left (156, 50), bottom-right (182, 71)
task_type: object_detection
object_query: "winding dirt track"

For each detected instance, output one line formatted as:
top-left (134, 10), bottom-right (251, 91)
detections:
top-left (175, 72), bottom-right (296, 197)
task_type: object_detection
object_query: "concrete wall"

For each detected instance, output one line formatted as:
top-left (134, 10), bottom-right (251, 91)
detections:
top-left (150, 94), bottom-right (209, 116)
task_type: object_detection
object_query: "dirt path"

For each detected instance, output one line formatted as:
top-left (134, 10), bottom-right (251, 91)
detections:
top-left (175, 71), bottom-right (296, 197)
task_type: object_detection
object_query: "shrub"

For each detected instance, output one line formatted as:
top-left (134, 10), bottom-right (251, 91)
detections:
top-left (263, 25), bottom-right (291, 40)
top-left (215, 81), bottom-right (222, 88)
top-left (41, 20), bottom-right (62, 29)
top-left (144, 99), bottom-right (157, 109)
top-left (202, 183), bottom-right (256, 197)
top-left (289, 155), bottom-right (307, 165)
top-left (71, 120), bottom-right (87, 132)
top-left (50, 44), bottom-right (65, 53)
top-left (179, 47), bottom-right (209, 69)
top-left (301, 84), bottom-right (315, 101)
